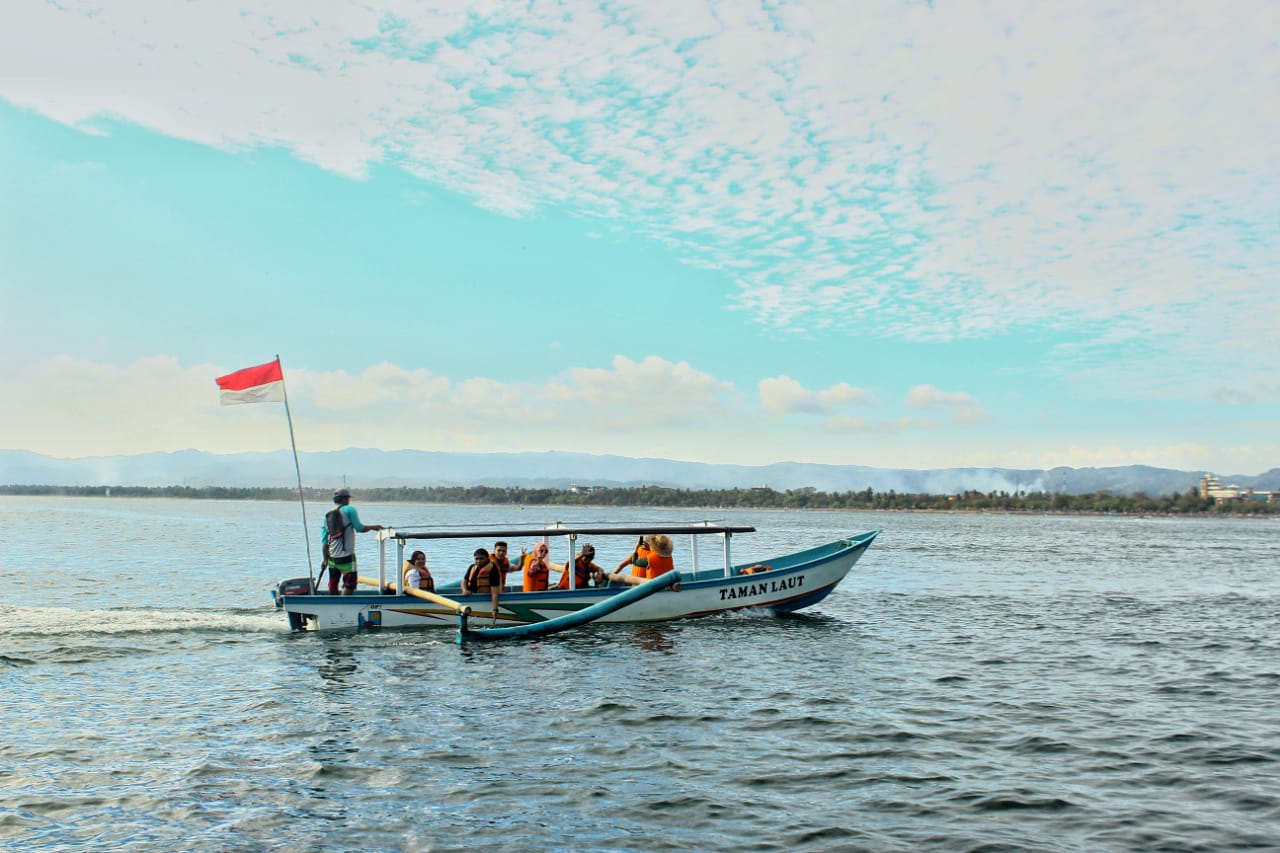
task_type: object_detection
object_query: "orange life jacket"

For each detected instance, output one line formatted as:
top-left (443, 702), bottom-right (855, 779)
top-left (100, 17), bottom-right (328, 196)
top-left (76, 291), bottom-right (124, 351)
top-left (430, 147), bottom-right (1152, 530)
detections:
top-left (466, 561), bottom-right (497, 594)
top-left (490, 552), bottom-right (512, 588)
top-left (631, 543), bottom-right (652, 578)
top-left (402, 561), bottom-right (434, 591)
top-left (558, 556), bottom-right (597, 589)
top-left (522, 553), bottom-right (550, 592)
top-left (641, 553), bottom-right (674, 579)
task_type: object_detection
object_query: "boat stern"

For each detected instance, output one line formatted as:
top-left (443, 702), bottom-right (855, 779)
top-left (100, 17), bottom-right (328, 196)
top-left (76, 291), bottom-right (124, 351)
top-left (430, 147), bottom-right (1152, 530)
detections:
top-left (271, 576), bottom-right (315, 609)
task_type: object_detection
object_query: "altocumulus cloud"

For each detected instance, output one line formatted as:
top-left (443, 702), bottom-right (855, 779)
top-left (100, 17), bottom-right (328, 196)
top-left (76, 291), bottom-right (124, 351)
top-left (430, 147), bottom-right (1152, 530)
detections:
top-left (3, 0), bottom-right (1277, 397)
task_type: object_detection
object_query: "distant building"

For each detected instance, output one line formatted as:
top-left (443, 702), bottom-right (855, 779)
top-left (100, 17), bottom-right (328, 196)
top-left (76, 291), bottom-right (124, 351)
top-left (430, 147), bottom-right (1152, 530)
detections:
top-left (1201, 472), bottom-right (1236, 501)
top-left (568, 484), bottom-right (605, 494)
top-left (1200, 473), bottom-right (1279, 504)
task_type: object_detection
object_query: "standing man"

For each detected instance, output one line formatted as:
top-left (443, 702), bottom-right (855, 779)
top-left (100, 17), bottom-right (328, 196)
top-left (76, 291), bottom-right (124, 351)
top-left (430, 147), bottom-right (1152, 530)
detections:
top-left (321, 487), bottom-right (384, 595)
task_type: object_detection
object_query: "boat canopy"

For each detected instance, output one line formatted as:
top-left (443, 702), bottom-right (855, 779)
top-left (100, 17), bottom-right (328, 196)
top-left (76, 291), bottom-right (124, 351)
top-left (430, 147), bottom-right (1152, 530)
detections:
top-left (383, 523), bottom-right (756, 540)
top-left (373, 522), bottom-right (756, 591)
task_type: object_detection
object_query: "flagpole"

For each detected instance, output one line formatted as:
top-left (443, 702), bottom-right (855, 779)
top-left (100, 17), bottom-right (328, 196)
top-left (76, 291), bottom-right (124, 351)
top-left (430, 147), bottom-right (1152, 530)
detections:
top-left (276, 354), bottom-right (315, 588)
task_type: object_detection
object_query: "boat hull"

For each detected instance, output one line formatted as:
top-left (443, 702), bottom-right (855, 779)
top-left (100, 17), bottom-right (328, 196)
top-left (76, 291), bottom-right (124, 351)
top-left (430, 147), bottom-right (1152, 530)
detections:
top-left (275, 530), bottom-right (878, 632)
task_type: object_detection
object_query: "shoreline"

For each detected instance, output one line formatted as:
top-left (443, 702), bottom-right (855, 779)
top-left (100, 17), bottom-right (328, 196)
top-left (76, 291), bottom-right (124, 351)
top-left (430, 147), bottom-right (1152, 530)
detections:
top-left (4, 491), bottom-right (1277, 519)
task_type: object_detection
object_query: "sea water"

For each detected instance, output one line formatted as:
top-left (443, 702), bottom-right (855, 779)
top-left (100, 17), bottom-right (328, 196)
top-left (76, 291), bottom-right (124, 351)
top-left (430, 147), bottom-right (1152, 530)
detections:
top-left (2, 497), bottom-right (1278, 851)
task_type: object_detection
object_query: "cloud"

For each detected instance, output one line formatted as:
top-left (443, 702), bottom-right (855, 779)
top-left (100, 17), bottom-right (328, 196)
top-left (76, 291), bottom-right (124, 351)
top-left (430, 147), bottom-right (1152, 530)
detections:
top-left (307, 363), bottom-right (450, 412)
top-left (758, 376), bottom-right (875, 414)
top-left (0, 355), bottom-right (287, 457)
top-left (818, 383), bottom-right (876, 410)
top-left (822, 413), bottom-right (956, 435)
top-left (3, 355), bottom-right (1275, 473)
top-left (905, 384), bottom-right (976, 410)
top-left (0, 353), bottom-right (969, 463)
top-left (822, 415), bottom-right (869, 433)
top-left (552, 355), bottom-right (738, 424)
top-left (1209, 383), bottom-right (1280, 405)
top-left (904, 384), bottom-right (990, 426)
top-left (1, 1), bottom-right (1277, 395)
top-left (887, 416), bottom-right (941, 433)
top-left (0, 354), bottom-right (741, 457)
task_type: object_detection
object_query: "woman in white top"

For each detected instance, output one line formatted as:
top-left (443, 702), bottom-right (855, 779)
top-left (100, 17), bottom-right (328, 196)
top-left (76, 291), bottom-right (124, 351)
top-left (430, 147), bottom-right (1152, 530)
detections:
top-left (402, 550), bottom-right (435, 592)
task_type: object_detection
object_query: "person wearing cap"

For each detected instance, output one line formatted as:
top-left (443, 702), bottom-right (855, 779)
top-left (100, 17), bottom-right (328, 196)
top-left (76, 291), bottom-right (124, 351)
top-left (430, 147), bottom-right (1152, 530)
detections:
top-left (617, 534), bottom-right (674, 580)
top-left (320, 487), bottom-right (384, 595)
top-left (461, 547), bottom-right (502, 625)
top-left (557, 542), bottom-right (606, 589)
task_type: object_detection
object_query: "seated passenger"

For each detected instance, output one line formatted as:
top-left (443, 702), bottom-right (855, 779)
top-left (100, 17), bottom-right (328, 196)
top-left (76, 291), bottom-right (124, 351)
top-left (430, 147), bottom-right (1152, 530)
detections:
top-left (625, 534), bottom-right (674, 580)
top-left (461, 547), bottom-right (501, 626)
top-left (402, 550), bottom-right (435, 592)
top-left (557, 542), bottom-right (606, 589)
top-left (522, 542), bottom-right (552, 592)
top-left (490, 540), bottom-right (513, 590)
top-left (615, 535), bottom-right (652, 578)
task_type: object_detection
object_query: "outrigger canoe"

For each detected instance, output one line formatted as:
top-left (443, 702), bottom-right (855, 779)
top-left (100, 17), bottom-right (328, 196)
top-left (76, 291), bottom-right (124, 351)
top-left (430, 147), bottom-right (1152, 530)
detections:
top-left (271, 524), bottom-right (880, 633)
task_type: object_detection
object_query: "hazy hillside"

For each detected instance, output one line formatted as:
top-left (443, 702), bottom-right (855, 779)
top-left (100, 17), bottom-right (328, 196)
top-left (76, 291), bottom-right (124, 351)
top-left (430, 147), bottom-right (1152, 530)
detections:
top-left (3, 449), bottom-right (1275, 497)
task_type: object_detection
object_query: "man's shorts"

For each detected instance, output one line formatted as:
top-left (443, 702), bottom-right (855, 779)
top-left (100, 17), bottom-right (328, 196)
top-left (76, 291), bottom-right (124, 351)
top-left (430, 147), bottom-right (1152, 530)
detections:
top-left (329, 556), bottom-right (358, 591)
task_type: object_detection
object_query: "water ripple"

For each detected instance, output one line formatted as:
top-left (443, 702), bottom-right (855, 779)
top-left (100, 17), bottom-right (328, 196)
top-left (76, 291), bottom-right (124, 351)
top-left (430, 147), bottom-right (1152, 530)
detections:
top-left (3, 502), bottom-right (1280, 851)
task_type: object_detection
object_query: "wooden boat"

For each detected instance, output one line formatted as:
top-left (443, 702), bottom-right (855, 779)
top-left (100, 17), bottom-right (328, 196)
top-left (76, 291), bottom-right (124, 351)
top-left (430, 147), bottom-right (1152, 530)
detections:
top-left (271, 524), bottom-right (880, 633)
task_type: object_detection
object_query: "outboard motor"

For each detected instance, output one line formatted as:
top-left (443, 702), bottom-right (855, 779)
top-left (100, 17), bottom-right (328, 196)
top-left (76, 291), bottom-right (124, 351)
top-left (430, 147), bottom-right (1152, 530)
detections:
top-left (271, 577), bottom-right (317, 631)
top-left (271, 577), bottom-right (314, 609)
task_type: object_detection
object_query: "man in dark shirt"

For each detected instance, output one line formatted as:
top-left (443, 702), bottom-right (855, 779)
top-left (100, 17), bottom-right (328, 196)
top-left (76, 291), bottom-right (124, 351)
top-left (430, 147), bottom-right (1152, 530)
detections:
top-left (462, 547), bottom-right (502, 626)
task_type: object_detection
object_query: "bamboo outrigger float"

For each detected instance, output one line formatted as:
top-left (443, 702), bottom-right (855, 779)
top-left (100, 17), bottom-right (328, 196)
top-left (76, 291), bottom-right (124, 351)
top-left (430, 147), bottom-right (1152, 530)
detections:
top-left (455, 569), bottom-right (683, 643)
top-left (272, 523), bottom-right (880, 638)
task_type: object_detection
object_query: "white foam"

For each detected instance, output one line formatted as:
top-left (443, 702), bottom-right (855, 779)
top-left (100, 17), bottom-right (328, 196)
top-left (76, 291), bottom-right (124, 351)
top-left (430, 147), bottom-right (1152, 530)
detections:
top-left (0, 605), bottom-right (287, 636)
top-left (713, 606), bottom-right (779, 620)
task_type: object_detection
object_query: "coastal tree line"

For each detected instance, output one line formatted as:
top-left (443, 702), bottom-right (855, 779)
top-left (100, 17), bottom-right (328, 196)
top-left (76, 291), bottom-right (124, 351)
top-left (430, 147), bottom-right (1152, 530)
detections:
top-left (2, 483), bottom-right (1277, 515)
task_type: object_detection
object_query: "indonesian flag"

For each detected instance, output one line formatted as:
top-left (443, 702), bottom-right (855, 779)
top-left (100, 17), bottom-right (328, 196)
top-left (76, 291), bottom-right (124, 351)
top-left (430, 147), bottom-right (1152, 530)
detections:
top-left (215, 359), bottom-right (285, 406)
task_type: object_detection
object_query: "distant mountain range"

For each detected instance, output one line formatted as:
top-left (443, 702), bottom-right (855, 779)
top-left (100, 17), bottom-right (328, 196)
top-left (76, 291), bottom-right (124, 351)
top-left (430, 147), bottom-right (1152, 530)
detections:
top-left (2, 448), bottom-right (1277, 497)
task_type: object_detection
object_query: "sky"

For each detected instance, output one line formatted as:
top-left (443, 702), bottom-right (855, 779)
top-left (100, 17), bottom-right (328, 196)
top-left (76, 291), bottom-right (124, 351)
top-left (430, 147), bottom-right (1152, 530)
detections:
top-left (1, 1), bottom-right (1277, 475)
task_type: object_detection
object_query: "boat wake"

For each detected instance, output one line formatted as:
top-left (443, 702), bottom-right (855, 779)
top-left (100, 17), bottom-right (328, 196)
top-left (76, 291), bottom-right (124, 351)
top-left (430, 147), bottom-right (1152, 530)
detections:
top-left (711, 605), bottom-right (779, 620)
top-left (0, 604), bottom-right (286, 639)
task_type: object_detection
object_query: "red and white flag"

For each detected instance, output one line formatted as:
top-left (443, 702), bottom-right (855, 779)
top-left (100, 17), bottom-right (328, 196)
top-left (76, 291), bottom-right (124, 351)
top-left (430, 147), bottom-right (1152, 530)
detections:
top-left (215, 359), bottom-right (285, 406)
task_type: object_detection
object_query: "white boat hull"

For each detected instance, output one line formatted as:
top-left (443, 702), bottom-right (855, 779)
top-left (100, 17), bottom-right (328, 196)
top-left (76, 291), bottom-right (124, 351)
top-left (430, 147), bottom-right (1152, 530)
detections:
top-left (275, 531), bottom-right (879, 632)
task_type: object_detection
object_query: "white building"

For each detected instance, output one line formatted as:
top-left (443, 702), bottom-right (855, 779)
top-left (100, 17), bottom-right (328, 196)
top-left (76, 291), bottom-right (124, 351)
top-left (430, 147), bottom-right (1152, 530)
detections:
top-left (1200, 473), bottom-right (1278, 503)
